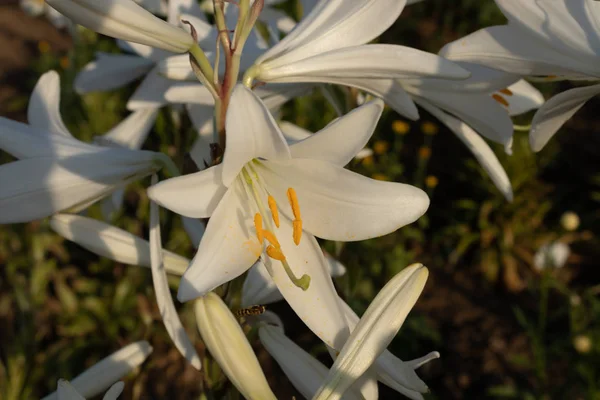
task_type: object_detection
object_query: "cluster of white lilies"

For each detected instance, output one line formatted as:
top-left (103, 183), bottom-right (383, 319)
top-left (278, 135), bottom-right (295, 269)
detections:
top-left (5, 0), bottom-right (596, 398)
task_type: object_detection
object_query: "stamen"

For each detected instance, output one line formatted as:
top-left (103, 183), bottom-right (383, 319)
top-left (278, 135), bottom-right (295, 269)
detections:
top-left (499, 88), bottom-right (513, 96)
top-left (263, 230), bottom-right (281, 248)
top-left (268, 195), bottom-right (280, 227)
top-left (287, 188), bottom-right (301, 220)
top-left (254, 213), bottom-right (264, 245)
top-left (492, 94), bottom-right (509, 107)
top-left (293, 220), bottom-right (302, 246)
top-left (266, 245), bottom-right (286, 261)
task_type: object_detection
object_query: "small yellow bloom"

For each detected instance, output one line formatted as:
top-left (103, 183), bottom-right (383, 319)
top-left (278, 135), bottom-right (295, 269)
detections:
top-left (362, 156), bottom-right (374, 167)
top-left (574, 335), bottom-right (592, 354)
top-left (38, 40), bottom-right (51, 54)
top-left (418, 147), bottom-right (431, 159)
top-left (372, 173), bottom-right (389, 181)
top-left (60, 56), bottom-right (70, 69)
top-left (425, 175), bottom-right (438, 189)
top-left (560, 211), bottom-right (580, 231)
top-left (373, 140), bottom-right (389, 155)
top-left (392, 120), bottom-right (410, 135)
top-left (420, 121), bottom-right (438, 135)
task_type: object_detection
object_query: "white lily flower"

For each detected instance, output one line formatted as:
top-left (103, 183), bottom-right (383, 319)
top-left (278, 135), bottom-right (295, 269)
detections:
top-left (241, 251), bottom-right (347, 307)
top-left (149, 176), bottom-right (202, 369)
top-left (50, 213), bottom-right (189, 275)
top-left (42, 341), bottom-right (152, 400)
top-left (54, 380), bottom-right (124, 400)
top-left (440, 0), bottom-right (600, 151)
top-left (258, 319), bottom-right (364, 400)
top-left (194, 292), bottom-right (277, 400)
top-left (245, 0), bottom-right (469, 97)
top-left (134, 0), bottom-right (167, 16)
top-left (46, 0), bottom-right (195, 53)
top-left (534, 241), bottom-right (570, 271)
top-left (0, 71), bottom-right (164, 224)
top-left (313, 264), bottom-right (429, 400)
top-left (21, 0), bottom-right (70, 29)
top-left (149, 85), bottom-right (429, 349)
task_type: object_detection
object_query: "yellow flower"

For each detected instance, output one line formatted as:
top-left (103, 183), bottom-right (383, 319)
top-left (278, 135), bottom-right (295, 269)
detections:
top-left (38, 40), bottom-right (51, 54)
top-left (373, 140), bottom-right (389, 155)
top-left (425, 175), bottom-right (438, 189)
top-left (420, 121), bottom-right (438, 135)
top-left (418, 147), bottom-right (431, 159)
top-left (392, 120), bottom-right (410, 135)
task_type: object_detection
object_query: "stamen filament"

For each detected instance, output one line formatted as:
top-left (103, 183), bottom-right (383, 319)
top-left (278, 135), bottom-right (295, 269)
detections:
top-left (293, 220), bottom-right (302, 246)
top-left (263, 230), bottom-right (281, 248)
top-left (268, 195), bottom-right (280, 227)
top-left (254, 213), bottom-right (264, 245)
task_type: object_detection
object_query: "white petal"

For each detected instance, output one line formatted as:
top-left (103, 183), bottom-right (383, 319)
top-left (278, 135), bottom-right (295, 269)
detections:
top-left (177, 181), bottom-right (259, 301)
top-left (279, 121), bottom-right (312, 143)
top-left (262, 216), bottom-right (350, 350)
top-left (241, 261), bottom-right (283, 307)
top-left (415, 98), bottom-right (513, 201)
top-left (57, 380), bottom-right (85, 400)
top-left (149, 185), bottom-right (202, 370)
top-left (28, 71), bottom-right (72, 137)
top-left (289, 99), bottom-right (384, 166)
top-left (157, 54), bottom-right (195, 80)
top-left (147, 165), bottom-right (227, 219)
top-left (164, 82), bottom-right (216, 105)
top-left (408, 86), bottom-right (514, 146)
top-left (257, 0), bottom-right (407, 67)
top-left (168, 0), bottom-right (206, 24)
top-left (102, 382), bottom-right (124, 400)
top-left (530, 83), bottom-right (600, 152)
top-left (504, 79), bottom-right (545, 116)
top-left (313, 265), bottom-right (429, 400)
top-left (100, 108), bottom-right (158, 150)
top-left (126, 67), bottom-right (172, 110)
top-left (440, 25), bottom-right (599, 78)
top-left (50, 213), bottom-right (188, 275)
top-left (259, 7), bottom-right (296, 34)
top-left (42, 341), bottom-right (152, 400)
top-left (46, 0), bottom-right (195, 53)
top-left (258, 44), bottom-right (470, 82)
top-left (75, 54), bottom-right (154, 94)
top-left (187, 104), bottom-right (215, 168)
top-left (259, 159), bottom-right (429, 241)
top-left (258, 325), bottom-right (363, 400)
top-left (0, 155), bottom-right (155, 224)
top-left (181, 217), bottom-right (205, 248)
top-left (324, 253), bottom-right (346, 277)
top-left (194, 293), bottom-right (277, 400)
top-left (222, 85), bottom-right (291, 186)
top-left (117, 40), bottom-right (171, 62)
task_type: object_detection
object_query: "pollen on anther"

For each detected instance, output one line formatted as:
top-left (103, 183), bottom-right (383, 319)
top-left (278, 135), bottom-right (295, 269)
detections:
top-left (287, 188), bottom-right (301, 220)
top-left (254, 213), bottom-right (264, 244)
top-left (499, 88), bottom-right (513, 96)
top-left (263, 230), bottom-right (281, 248)
top-left (492, 94), bottom-right (509, 107)
top-left (266, 245), bottom-right (286, 261)
top-left (268, 195), bottom-right (280, 227)
top-left (293, 219), bottom-right (302, 246)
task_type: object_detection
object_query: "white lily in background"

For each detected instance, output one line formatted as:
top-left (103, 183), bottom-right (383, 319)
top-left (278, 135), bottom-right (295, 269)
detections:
top-left (50, 213), bottom-right (189, 275)
top-left (42, 341), bottom-right (152, 400)
top-left (53, 380), bottom-right (124, 400)
top-left (400, 62), bottom-right (544, 201)
top-left (241, 251), bottom-right (347, 307)
top-left (149, 175), bottom-right (202, 370)
top-left (195, 292), bottom-right (277, 400)
top-left (440, 0), bottom-right (600, 151)
top-left (149, 85), bottom-right (429, 350)
top-left (313, 264), bottom-right (429, 400)
top-left (244, 0), bottom-right (470, 106)
top-left (0, 72), bottom-right (167, 224)
top-left (20, 0), bottom-right (70, 29)
top-left (46, 0), bottom-right (195, 53)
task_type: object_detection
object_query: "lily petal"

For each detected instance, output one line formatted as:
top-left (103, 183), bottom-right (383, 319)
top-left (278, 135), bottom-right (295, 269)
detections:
top-left (415, 98), bottom-right (513, 201)
top-left (147, 165), bottom-right (227, 219)
top-left (149, 182), bottom-right (202, 370)
top-left (50, 213), bottom-right (189, 275)
top-left (28, 71), bottom-right (72, 137)
top-left (504, 79), bottom-right (545, 116)
top-left (222, 85), bottom-right (291, 187)
top-left (164, 82), bottom-right (216, 104)
top-left (57, 380), bottom-right (85, 400)
top-left (75, 54), bottom-right (154, 94)
top-left (181, 217), bottom-right (205, 248)
top-left (530, 83), bottom-right (600, 152)
top-left (101, 382), bottom-right (125, 400)
top-left (168, 0), bottom-right (206, 25)
top-left (259, 159), bottom-right (429, 241)
top-left (99, 108), bottom-right (158, 150)
top-left (258, 325), bottom-right (363, 400)
top-left (290, 99), bottom-right (384, 166)
top-left (195, 293), bottom-right (277, 400)
top-left (261, 216), bottom-right (350, 350)
top-left (127, 67), bottom-right (173, 110)
top-left (177, 181), bottom-right (259, 301)
top-left (313, 264), bottom-right (429, 400)
top-left (42, 341), bottom-right (152, 400)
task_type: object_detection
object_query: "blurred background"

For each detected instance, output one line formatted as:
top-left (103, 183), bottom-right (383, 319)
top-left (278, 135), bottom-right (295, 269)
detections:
top-left (0, 0), bottom-right (599, 399)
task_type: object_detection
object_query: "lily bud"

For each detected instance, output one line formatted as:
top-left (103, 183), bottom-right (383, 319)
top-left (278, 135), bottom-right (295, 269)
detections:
top-left (194, 293), bottom-right (277, 400)
top-left (46, 0), bottom-right (195, 53)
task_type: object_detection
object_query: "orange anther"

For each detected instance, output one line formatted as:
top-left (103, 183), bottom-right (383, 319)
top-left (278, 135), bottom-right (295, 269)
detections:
top-left (263, 230), bottom-right (281, 248)
top-left (499, 88), bottom-right (513, 96)
top-left (492, 94), bottom-right (509, 107)
top-left (268, 195), bottom-right (280, 227)
top-left (266, 245), bottom-right (286, 261)
top-left (287, 188), bottom-right (301, 220)
top-left (253, 213), bottom-right (264, 244)
top-left (293, 219), bottom-right (302, 246)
